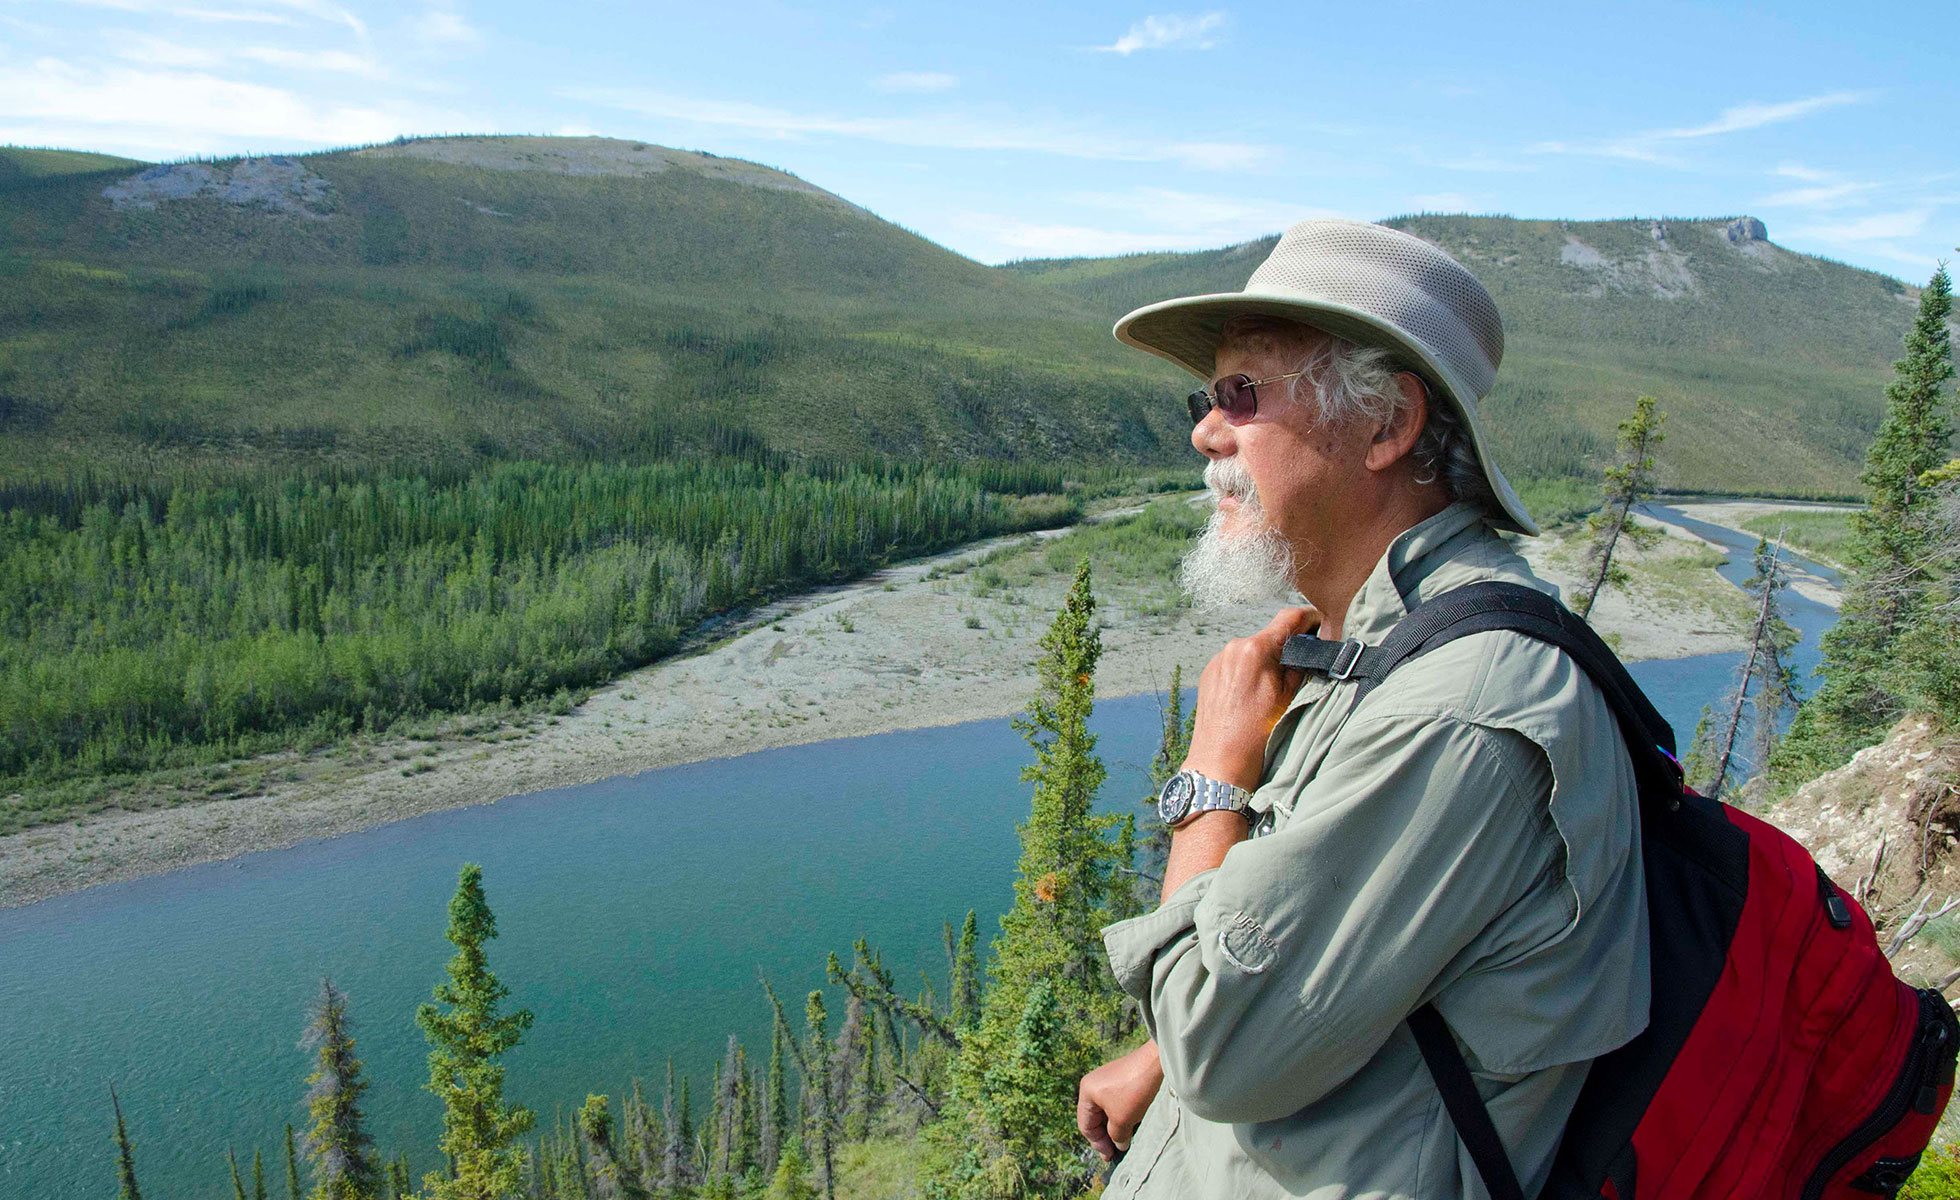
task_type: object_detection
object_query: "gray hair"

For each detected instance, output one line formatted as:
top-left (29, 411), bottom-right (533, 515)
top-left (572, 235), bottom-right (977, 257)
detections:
top-left (1218, 315), bottom-right (1497, 513)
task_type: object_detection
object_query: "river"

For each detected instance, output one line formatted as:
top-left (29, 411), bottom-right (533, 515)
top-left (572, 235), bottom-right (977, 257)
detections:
top-left (0, 505), bottom-right (1840, 1199)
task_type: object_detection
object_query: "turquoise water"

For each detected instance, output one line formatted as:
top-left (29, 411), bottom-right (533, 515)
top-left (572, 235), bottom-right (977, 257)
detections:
top-left (0, 696), bottom-right (1178, 1199)
top-left (0, 508), bottom-right (1840, 1199)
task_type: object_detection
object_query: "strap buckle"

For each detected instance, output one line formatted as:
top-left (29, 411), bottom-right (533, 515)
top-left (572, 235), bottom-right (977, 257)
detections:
top-left (1329, 638), bottom-right (1366, 682)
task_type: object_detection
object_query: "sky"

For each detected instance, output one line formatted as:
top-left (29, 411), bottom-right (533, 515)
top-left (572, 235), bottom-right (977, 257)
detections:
top-left (1, 0), bottom-right (1955, 280)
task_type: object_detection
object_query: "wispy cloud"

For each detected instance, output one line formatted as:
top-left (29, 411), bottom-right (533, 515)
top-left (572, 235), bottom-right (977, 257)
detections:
top-left (107, 29), bottom-right (382, 77)
top-left (0, 57), bottom-right (458, 156)
top-left (1532, 91), bottom-right (1870, 166)
top-left (1757, 179), bottom-right (1877, 209)
top-left (1774, 162), bottom-right (1834, 183)
top-left (239, 45), bottom-right (384, 76)
top-left (58, 0), bottom-right (366, 34)
top-left (567, 86), bottom-right (1272, 170)
top-left (1786, 208), bottom-right (1934, 243)
top-left (871, 71), bottom-right (957, 93)
top-left (410, 1), bottom-right (480, 48)
top-left (954, 187), bottom-right (1339, 261)
top-left (1095, 12), bottom-right (1226, 55)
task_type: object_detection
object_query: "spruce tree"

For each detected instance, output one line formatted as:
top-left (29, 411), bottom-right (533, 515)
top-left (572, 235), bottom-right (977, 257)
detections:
top-left (803, 992), bottom-right (836, 1200)
top-left (285, 1124), bottom-right (302, 1200)
top-left (254, 1148), bottom-right (270, 1200)
top-left (1900, 461), bottom-right (1960, 721)
top-left (577, 1094), bottom-right (647, 1200)
top-left (1687, 536), bottom-right (1800, 799)
top-left (1140, 664), bottom-right (1196, 885)
top-left (415, 863), bottom-right (536, 1200)
top-left (111, 1085), bottom-right (142, 1200)
top-left (1575, 394), bottom-right (1666, 620)
top-left (949, 911), bottom-right (980, 1034)
top-left (923, 560), bottom-right (1132, 1198)
top-left (300, 977), bottom-right (380, 1200)
top-left (624, 1078), bottom-right (661, 1191)
top-left (762, 1020), bottom-right (788, 1177)
top-left (231, 1147), bottom-right (250, 1200)
top-left (764, 1138), bottom-right (818, 1200)
top-left (1778, 267), bottom-right (1956, 781)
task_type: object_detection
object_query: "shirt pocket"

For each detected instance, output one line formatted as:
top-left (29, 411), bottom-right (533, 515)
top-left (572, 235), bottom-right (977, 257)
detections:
top-left (1103, 1088), bottom-right (1182, 1200)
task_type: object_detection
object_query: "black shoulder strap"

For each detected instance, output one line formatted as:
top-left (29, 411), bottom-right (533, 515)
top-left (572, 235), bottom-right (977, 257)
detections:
top-left (1282, 580), bottom-right (1680, 790)
top-left (1282, 580), bottom-right (1682, 1199)
top-left (1409, 1003), bottom-right (1527, 1200)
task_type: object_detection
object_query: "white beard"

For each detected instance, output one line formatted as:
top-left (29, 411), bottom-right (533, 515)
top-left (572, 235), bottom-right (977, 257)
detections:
top-left (1179, 459), bottom-right (1300, 610)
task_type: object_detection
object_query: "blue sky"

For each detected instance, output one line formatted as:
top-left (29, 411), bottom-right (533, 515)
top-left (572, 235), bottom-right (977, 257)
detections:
top-left (2, 0), bottom-right (1954, 279)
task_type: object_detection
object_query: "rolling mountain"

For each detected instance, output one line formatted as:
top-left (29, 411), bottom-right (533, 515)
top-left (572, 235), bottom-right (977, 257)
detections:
top-left (0, 135), bottom-right (1934, 496)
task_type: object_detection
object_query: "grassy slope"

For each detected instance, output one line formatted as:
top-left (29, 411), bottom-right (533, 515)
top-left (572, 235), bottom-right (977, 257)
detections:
top-left (0, 138), bottom-right (1928, 496)
top-left (0, 138), bottom-right (1185, 478)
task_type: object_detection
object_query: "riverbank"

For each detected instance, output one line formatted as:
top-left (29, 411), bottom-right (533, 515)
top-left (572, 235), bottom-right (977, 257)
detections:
top-left (0, 498), bottom-right (1838, 908)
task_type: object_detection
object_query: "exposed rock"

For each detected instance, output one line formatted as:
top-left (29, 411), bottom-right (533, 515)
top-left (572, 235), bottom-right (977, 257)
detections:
top-left (1559, 236), bottom-right (1607, 268)
top-left (1650, 220), bottom-right (1668, 243)
top-left (1770, 715), bottom-right (1960, 986)
top-left (1725, 216), bottom-right (1768, 244)
top-left (103, 156), bottom-right (332, 217)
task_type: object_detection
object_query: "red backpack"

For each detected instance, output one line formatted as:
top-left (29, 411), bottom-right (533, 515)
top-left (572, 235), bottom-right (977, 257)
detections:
top-left (1281, 581), bottom-right (1959, 1198)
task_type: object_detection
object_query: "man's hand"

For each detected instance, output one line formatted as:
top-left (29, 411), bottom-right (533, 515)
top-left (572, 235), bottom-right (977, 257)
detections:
top-left (1183, 606), bottom-right (1320, 791)
top-left (1078, 1039), bottom-right (1165, 1162)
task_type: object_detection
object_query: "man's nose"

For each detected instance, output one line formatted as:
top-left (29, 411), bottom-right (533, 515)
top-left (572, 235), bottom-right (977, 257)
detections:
top-left (1191, 408), bottom-right (1235, 460)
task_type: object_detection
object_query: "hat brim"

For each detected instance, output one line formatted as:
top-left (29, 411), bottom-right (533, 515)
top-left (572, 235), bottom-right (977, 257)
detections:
top-left (1114, 289), bottom-right (1539, 536)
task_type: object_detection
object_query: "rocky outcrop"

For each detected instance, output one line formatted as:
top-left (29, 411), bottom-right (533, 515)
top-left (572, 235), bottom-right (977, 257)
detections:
top-left (1725, 216), bottom-right (1768, 244)
top-left (1770, 715), bottom-right (1960, 986)
top-left (103, 156), bottom-right (332, 217)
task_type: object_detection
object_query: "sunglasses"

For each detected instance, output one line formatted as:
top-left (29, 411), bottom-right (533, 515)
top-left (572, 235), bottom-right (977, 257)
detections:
top-left (1186, 371), bottom-right (1306, 426)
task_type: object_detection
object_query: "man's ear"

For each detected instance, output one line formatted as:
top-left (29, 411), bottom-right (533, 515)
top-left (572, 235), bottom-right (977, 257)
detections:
top-left (1362, 372), bottom-right (1429, 473)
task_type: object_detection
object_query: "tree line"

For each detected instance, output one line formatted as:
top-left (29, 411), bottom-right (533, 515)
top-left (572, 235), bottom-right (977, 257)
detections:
top-left (0, 455), bottom-right (1081, 819)
top-left (106, 559), bottom-right (1180, 1200)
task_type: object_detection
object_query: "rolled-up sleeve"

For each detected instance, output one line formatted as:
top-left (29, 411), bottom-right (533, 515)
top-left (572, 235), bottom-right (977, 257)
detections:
top-left (1099, 711), bottom-right (1559, 1125)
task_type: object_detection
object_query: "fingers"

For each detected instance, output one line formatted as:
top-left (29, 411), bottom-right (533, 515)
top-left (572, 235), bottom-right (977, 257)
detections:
top-left (1078, 1092), bottom-right (1116, 1162)
top-left (1255, 605), bottom-right (1321, 646)
top-left (1110, 1113), bottom-right (1139, 1151)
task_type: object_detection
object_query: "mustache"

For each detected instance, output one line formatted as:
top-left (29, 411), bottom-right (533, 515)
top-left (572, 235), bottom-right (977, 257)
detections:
top-left (1203, 458), bottom-right (1259, 506)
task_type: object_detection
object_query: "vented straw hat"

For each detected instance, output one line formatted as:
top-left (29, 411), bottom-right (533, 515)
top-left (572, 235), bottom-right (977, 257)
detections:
top-left (1113, 218), bottom-right (1537, 535)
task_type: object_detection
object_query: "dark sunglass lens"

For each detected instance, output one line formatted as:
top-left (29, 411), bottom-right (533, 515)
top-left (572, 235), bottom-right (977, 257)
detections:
top-left (1216, 374), bottom-right (1257, 421)
top-left (1186, 389), bottom-right (1213, 425)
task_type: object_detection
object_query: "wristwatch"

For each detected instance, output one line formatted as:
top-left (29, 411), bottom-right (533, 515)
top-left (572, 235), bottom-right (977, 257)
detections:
top-left (1157, 769), bottom-right (1256, 829)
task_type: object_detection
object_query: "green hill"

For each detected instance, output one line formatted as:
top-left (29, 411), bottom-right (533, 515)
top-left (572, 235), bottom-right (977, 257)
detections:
top-left (0, 136), bottom-right (1935, 495)
top-left (0, 136), bottom-right (1181, 479)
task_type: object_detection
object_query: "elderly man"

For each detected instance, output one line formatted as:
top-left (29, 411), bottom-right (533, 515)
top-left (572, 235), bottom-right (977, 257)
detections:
top-left (1077, 220), bottom-right (1650, 1198)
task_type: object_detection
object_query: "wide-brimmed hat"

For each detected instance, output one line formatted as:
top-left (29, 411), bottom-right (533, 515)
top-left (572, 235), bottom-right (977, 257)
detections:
top-left (1113, 218), bottom-right (1537, 535)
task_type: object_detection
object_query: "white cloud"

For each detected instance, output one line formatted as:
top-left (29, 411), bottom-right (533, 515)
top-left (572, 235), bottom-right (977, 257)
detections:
top-left (1775, 162), bottom-right (1834, 182)
top-left (1786, 208), bottom-right (1934, 243)
top-left (411, 3), bottom-right (481, 48)
top-left (871, 71), bottom-right (957, 93)
top-left (1095, 12), bottom-right (1227, 55)
top-left (239, 46), bottom-right (384, 75)
top-left (109, 31), bottom-right (227, 68)
top-left (954, 189), bottom-right (1343, 262)
top-left (1532, 91), bottom-right (1869, 166)
top-left (1756, 180), bottom-right (1877, 209)
top-left (0, 57), bottom-right (460, 156)
top-left (1655, 92), bottom-right (1865, 140)
top-left (567, 86), bottom-right (1273, 170)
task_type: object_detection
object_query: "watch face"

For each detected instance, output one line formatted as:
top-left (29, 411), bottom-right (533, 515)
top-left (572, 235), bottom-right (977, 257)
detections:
top-left (1158, 772), bottom-right (1196, 826)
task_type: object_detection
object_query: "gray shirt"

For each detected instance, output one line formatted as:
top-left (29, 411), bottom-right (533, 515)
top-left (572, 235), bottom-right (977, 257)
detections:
top-left (1099, 502), bottom-right (1650, 1199)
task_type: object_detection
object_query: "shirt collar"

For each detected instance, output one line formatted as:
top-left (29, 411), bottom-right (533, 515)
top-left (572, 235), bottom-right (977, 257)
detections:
top-left (1334, 501), bottom-right (1496, 647)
